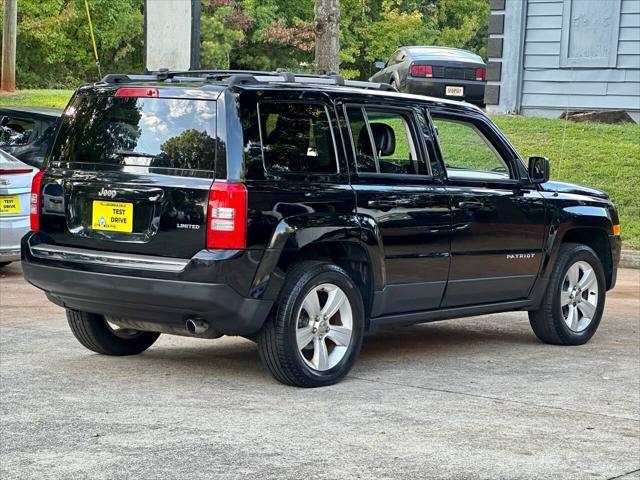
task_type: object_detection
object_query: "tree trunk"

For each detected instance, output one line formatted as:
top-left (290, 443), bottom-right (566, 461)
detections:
top-left (314, 0), bottom-right (340, 75)
top-left (1, 0), bottom-right (18, 92)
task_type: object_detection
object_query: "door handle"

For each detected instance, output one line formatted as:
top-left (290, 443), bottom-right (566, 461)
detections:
top-left (368, 200), bottom-right (396, 209)
top-left (458, 201), bottom-right (484, 210)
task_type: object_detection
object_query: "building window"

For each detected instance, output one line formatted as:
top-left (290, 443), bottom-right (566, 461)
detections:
top-left (560, 0), bottom-right (621, 68)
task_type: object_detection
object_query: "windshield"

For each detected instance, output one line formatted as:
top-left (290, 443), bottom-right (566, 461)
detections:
top-left (49, 94), bottom-right (217, 172)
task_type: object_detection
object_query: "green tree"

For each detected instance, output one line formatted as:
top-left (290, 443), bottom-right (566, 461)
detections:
top-left (4, 0), bottom-right (490, 87)
top-left (11, 0), bottom-right (144, 88)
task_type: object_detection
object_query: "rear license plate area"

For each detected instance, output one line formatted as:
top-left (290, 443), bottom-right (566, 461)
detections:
top-left (92, 200), bottom-right (134, 233)
top-left (0, 195), bottom-right (21, 214)
top-left (446, 86), bottom-right (464, 97)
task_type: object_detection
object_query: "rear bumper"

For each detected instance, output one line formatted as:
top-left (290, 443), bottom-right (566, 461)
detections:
top-left (21, 234), bottom-right (273, 336)
top-left (0, 215), bottom-right (29, 262)
top-left (404, 78), bottom-right (486, 104)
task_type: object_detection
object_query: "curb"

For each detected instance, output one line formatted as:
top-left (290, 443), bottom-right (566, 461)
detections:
top-left (620, 250), bottom-right (640, 269)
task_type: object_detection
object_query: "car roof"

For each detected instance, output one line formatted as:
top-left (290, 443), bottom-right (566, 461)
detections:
top-left (0, 106), bottom-right (63, 119)
top-left (404, 46), bottom-right (484, 63)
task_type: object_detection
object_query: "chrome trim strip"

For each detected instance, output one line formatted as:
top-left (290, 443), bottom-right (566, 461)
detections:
top-left (30, 243), bottom-right (189, 273)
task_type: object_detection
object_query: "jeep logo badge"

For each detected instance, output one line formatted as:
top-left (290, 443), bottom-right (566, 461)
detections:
top-left (98, 188), bottom-right (117, 199)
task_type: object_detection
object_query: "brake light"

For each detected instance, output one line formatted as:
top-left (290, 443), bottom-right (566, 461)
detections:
top-left (115, 87), bottom-right (159, 98)
top-left (410, 64), bottom-right (433, 78)
top-left (475, 68), bottom-right (486, 81)
top-left (30, 170), bottom-right (45, 231)
top-left (0, 168), bottom-right (33, 174)
top-left (206, 182), bottom-right (247, 249)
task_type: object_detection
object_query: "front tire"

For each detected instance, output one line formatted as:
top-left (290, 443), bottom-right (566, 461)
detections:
top-left (529, 243), bottom-right (606, 345)
top-left (257, 261), bottom-right (365, 387)
top-left (66, 310), bottom-right (160, 356)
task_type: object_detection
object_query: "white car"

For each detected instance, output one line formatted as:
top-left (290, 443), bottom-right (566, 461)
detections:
top-left (0, 149), bottom-right (38, 266)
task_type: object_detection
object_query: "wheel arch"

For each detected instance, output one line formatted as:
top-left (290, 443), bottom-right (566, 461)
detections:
top-left (560, 227), bottom-right (613, 289)
top-left (284, 240), bottom-right (376, 323)
top-left (249, 211), bottom-right (384, 319)
top-left (530, 202), bottom-right (618, 309)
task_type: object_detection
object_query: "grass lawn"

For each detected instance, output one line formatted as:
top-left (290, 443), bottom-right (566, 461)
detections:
top-left (2, 89), bottom-right (639, 248)
top-left (0, 89), bottom-right (74, 108)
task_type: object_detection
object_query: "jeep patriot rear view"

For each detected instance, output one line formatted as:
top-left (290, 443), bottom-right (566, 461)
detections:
top-left (21, 70), bottom-right (621, 387)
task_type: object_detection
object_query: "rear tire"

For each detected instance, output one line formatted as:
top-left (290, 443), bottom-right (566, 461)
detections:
top-left (257, 261), bottom-right (365, 387)
top-left (528, 243), bottom-right (606, 345)
top-left (66, 309), bottom-right (160, 356)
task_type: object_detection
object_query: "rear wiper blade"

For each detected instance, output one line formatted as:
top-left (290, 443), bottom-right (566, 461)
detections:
top-left (114, 150), bottom-right (156, 158)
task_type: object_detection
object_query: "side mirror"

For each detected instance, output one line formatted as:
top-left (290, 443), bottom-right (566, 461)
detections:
top-left (528, 156), bottom-right (550, 184)
top-left (373, 61), bottom-right (386, 70)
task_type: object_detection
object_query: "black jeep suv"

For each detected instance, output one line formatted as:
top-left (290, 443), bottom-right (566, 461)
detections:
top-left (22, 70), bottom-right (621, 387)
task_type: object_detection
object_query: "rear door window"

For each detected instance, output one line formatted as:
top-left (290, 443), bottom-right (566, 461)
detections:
top-left (49, 95), bottom-right (217, 172)
top-left (257, 102), bottom-right (338, 174)
top-left (0, 117), bottom-right (36, 147)
top-left (345, 106), bottom-right (428, 176)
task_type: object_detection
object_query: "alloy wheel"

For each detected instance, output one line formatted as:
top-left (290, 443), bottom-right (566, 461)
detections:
top-left (295, 283), bottom-right (354, 371)
top-left (560, 260), bottom-right (599, 332)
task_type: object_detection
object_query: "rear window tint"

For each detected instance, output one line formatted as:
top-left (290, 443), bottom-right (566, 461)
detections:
top-left (257, 102), bottom-right (337, 174)
top-left (49, 95), bottom-right (217, 171)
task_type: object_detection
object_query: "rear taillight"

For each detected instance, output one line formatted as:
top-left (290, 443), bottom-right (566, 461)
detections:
top-left (206, 182), bottom-right (247, 249)
top-left (0, 168), bottom-right (33, 175)
top-left (30, 170), bottom-right (45, 231)
top-left (475, 68), bottom-right (486, 81)
top-left (115, 87), bottom-right (159, 98)
top-left (410, 64), bottom-right (433, 78)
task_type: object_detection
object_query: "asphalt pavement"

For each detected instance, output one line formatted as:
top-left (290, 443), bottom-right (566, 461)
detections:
top-left (1, 262), bottom-right (638, 480)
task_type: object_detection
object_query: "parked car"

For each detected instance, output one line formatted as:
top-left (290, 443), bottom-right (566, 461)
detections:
top-left (0, 149), bottom-right (39, 266)
top-left (21, 71), bottom-right (620, 387)
top-left (0, 106), bottom-right (62, 169)
top-left (369, 46), bottom-right (486, 105)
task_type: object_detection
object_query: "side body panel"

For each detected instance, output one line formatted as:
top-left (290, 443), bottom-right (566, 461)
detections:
top-left (429, 107), bottom-right (547, 307)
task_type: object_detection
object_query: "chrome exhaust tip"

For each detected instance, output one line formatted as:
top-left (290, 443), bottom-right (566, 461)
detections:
top-left (186, 318), bottom-right (208, 336)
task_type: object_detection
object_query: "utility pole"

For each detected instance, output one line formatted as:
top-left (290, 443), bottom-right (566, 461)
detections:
top-left (314, 0), bottom-right (340, 74)
top-left (1, 0), bottom-right (18, 92)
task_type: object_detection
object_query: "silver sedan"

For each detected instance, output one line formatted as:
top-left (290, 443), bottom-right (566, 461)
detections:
top-left (0, 149), bottom-right (38, 266)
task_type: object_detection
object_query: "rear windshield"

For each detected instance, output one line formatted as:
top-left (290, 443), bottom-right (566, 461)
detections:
top-left (49, 95), bottom-right (217, 171)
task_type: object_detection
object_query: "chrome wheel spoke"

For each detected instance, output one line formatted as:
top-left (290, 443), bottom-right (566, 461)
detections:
top-left (312, 337), bottom-right (329, 370)
top-left (321, 288), bottom-right (347, 320)
top-left (327, 325), bottom-right (352, 347)
top-left (296, 325), bottom-right (314, 350)
top-left (578, 268), bottom-right (596, 290)
top-left (567, 305), bottom-right (579, 331)
top-left (301, 291), bottom-right (321, 319)
top-left (566, 263), bottom-right (580, 288)
top-left (560, 290), bottom-right (572, 306)
top-left (577, 300), bottom-right (596, 320)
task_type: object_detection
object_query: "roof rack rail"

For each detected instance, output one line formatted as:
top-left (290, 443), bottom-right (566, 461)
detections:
top-left (225, 69), bottom-right (398, 92)
top-left (99, 69), bottom-right (398, 92)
